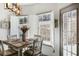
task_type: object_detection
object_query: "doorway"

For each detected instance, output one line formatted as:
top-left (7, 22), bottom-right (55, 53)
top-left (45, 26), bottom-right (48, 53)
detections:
top-left (60, 4), bottom-right (79, 56)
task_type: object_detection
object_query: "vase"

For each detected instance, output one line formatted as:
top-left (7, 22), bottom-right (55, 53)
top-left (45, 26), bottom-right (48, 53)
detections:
top-left (20, 25), bottom-right (29, 42)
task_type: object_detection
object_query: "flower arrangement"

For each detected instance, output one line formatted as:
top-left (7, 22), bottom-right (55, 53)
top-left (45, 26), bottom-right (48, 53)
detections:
top-left (19, 24), bottom-right (29, 41)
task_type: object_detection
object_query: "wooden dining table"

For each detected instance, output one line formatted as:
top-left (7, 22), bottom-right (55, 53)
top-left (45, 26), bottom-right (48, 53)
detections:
top-left (2, 39), bottom-right (33, 56)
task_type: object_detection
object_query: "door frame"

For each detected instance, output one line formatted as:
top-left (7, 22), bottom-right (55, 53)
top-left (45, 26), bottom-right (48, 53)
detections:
top-left (60, 3), bottom-right (79, 56)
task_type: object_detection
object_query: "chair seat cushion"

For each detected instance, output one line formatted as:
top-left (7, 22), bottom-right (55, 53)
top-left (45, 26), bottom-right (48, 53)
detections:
top-left (24, 50), bottom-right (33, 56)
top-left (24, 49), bottom-right (41, 56)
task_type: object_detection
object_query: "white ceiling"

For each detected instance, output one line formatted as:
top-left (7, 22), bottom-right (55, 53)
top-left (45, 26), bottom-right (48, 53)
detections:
top-left (19, 3), bottom-right (36, 6)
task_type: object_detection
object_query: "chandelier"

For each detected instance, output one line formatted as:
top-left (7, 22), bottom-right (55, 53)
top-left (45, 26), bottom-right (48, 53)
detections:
top-left (5, 3), bottom-right (21, 15)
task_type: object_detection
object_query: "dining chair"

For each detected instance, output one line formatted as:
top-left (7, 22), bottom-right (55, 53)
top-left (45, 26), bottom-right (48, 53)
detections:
top-left (7, 35), bottom-right (19, 53)
top-left (23, 37), bottom-right (43, 56)
top-left (34, 34), bottom-right (42, 40)
top-left (7, 35), bottom-right (17, 41)
top-left (0, 40), bottom-right (18, 56)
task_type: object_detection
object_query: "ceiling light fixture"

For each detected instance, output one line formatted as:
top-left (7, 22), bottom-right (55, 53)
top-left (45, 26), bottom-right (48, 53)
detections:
top-left (5, 3), bottom-right (21, 15)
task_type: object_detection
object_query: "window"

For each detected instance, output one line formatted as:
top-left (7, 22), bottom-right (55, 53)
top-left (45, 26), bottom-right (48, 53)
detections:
top-left (38, 11), bottom-right (54, 46)
top-left (38, 14), bottom-right (51, 21)
top-left (19, 17), bottom-right (27, 24)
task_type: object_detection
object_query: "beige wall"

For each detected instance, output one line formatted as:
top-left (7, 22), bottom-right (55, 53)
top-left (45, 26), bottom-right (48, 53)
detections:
top-left (0, 3), bottom-right (15, 41)
top-left (0, 3), bottom-right (15, 50)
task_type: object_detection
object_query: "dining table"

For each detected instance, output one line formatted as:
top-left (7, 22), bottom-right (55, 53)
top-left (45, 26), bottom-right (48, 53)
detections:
top-left (2, 39), bottom-right (34, 56)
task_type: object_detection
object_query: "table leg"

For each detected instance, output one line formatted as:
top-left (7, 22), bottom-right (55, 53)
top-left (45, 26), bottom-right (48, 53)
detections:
top-left (18, 49), bottom-right (22, 56)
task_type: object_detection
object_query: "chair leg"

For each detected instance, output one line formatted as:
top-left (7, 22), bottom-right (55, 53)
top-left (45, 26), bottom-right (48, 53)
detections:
top-left (22, 51), bottom-right (24, 56)
top-left (18, 49), bottom-right (20, 56)
top-left (39, 52), bottom-right (42, 56)
top-left (21, 49), bottom-right (23, 56)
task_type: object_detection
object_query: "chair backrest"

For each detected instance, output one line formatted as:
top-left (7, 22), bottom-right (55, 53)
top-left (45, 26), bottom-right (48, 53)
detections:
top-left (34, 35), bottom-right (41, 40)
top-left (7, 35), bottom-right (17, 41)
top-left (0, 40), bottom-right (4, 56)
top-left (34, 35), bottom-right (43, 50)
top-left (33, 38), bottom-right (43, 54)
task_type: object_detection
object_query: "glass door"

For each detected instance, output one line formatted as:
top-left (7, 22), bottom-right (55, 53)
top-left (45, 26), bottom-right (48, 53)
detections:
top-left (63, 10), bottom-right (77, 56)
